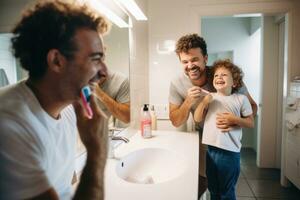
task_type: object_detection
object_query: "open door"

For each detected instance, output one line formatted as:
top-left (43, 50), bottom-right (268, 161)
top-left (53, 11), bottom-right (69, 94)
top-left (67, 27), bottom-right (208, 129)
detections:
top-left (257, 15), bottom-right (286, 168)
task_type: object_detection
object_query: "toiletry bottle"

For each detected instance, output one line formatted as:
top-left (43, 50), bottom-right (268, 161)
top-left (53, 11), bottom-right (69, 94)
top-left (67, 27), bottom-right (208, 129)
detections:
top-left (150, 105), bottom-right (157, 130)
top-left (141, 104), bottom-right (152, 138)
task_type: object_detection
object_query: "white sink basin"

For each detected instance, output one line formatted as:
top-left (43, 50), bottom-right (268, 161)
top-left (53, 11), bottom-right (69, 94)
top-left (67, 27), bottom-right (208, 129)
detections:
top-left (115, 148), bottom-right (187, 184)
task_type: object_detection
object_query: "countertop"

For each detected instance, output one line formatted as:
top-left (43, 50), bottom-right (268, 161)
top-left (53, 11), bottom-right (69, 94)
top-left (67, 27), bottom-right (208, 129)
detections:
top-left (104, 129), bottom-right (199, 200)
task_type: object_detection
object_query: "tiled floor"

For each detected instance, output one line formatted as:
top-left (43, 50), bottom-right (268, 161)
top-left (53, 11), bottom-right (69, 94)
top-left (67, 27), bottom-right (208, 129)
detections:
top-left (201, 148), bottom-right (300, 200)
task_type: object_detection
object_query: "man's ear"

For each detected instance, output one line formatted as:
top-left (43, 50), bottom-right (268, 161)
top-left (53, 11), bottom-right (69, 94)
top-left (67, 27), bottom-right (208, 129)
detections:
top-left (47, 49), bottom-right (66, 73)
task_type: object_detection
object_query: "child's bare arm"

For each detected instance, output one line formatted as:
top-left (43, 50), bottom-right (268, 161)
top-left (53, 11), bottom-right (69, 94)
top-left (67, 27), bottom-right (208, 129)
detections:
top-left (194, 94), bottom-right (212, 123)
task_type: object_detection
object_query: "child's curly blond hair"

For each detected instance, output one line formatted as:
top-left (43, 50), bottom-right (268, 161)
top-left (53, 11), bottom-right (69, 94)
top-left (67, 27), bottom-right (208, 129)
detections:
top-left (211, 59), bottom-right (244, 93)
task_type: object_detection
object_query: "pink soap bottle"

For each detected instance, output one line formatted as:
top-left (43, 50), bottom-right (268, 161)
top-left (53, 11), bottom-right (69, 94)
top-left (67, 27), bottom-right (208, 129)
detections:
top-left (141, 104), bottom-right (152, 138)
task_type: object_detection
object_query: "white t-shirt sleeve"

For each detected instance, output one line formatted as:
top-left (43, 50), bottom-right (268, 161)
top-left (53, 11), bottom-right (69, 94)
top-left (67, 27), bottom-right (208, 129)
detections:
top-left (240, 95), bottom-right (253, 117)
top-left (169, 80), bottom-right (183, 105)
top-left (0, 117), bottom-right (51, 199)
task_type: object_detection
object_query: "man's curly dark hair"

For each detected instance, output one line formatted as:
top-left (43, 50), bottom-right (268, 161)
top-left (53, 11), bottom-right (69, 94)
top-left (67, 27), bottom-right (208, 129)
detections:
top-left (175, 33), bottom-right (207, 57)
top-left (11, 0), bottom-right (110, 80)
top-left (212, 59), bottom-right (244, 93)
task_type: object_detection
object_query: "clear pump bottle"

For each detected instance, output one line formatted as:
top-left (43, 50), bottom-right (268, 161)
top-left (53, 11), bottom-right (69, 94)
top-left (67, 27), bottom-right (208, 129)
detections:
top-left (141, 104), bottom-right (152, 138)
top-left (150, 105), bottom-right (157, 131)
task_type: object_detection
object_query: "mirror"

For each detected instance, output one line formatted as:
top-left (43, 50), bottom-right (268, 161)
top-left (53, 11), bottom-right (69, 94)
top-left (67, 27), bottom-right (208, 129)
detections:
top-left (0, 1), bottom-right (131, 131)
top-left (102, 25), bottom-right (130, 130)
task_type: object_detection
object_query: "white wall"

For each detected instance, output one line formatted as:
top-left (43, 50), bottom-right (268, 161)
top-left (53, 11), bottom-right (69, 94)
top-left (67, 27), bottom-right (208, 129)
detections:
top-left (202, 17), bottom-right (250, 53)
top-left (148, 0), bottom-right (192, 109)
top-left (250, 17), bottom-right (261, 34)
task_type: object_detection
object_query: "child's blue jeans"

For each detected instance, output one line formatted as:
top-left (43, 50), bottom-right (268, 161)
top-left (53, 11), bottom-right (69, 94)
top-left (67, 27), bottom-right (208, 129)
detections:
top-left (206, 145), bottom-right (240, 200)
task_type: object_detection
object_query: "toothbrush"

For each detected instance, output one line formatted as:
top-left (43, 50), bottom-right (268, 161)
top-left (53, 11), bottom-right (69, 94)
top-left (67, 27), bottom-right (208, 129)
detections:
top-left (80, 85), bottom-right (93, 119)
top-left (201, 88), bottom-right (210, 95)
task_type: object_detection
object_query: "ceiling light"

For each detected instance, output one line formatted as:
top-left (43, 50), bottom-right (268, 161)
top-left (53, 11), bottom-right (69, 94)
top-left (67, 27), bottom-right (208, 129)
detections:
top-left (88, 0), bottom-right (129, 28)
top-left (116, 0), bottom-right (147, 21)
top-left (233, 13), bottom-right (262, 18)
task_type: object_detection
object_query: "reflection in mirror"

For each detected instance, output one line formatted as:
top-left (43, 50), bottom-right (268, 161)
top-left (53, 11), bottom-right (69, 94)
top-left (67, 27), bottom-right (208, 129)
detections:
top-left (100, 25), bottom-right (130, 131)
top-left (0, 34), bottom-right (15, 87)
top-left (0, 0), bottom-right (131, 131)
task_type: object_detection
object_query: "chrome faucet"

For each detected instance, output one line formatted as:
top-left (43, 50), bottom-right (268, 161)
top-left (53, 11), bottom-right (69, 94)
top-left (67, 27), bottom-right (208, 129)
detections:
top-left (108, 135), bottom-right (129, 159)
top-left (111, 136), bottom-right (129, 143)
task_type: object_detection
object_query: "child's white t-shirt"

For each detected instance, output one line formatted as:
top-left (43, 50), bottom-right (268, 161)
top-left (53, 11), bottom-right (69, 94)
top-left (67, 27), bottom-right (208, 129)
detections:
top-left (0, 81), bottom-right (77, 199)
top-left (202, 93), bottom-right (253, 152)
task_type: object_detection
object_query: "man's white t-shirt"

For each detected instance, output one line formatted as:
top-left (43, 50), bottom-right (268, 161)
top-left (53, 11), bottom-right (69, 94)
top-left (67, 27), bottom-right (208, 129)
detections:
top-left (0, 80), bottom-right (77, 199)
top-left (202, 93), bottom-right (253, 152)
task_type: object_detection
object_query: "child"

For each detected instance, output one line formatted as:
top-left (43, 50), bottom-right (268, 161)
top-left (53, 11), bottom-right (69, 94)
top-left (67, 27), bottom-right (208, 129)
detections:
top-left (194, 59), bottom-right (254, 200)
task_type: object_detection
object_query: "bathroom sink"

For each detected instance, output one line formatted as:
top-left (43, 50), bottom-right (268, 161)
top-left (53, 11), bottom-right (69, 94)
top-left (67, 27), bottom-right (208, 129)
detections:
top-left (115, 148), bottom-right (187, 184)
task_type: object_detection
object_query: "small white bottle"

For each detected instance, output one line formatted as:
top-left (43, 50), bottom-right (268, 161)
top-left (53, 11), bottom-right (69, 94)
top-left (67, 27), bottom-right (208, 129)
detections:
top-left (141, 104), bottom-right (152, 138)
top-left (150, 105), bottom-right (157, 131)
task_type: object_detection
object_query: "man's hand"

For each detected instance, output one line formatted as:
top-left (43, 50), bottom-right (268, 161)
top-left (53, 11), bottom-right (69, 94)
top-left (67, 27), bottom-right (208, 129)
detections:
top-left (73, 94), bottom-right (107, 153)
top-left (216, 112), bottom-right (237, 132)
top-left (186, 86), bottom-right (208, 107)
